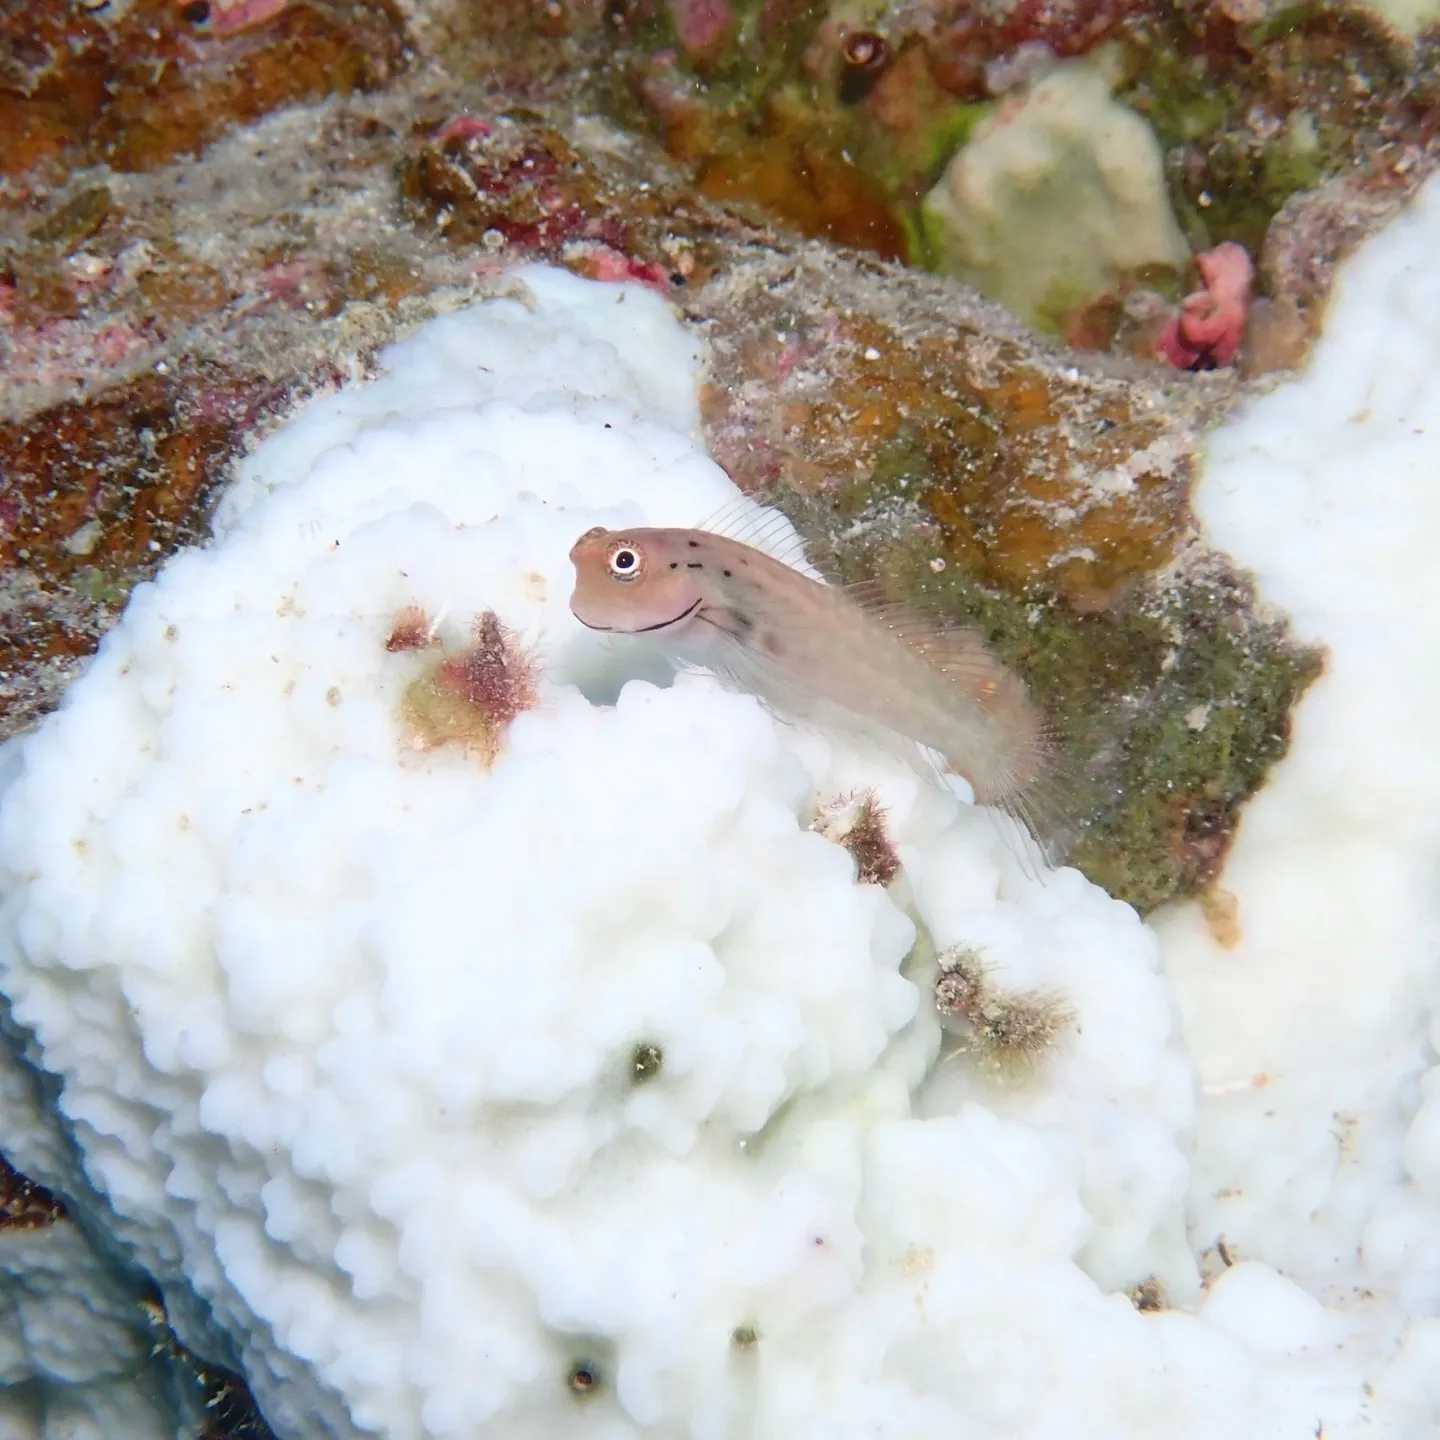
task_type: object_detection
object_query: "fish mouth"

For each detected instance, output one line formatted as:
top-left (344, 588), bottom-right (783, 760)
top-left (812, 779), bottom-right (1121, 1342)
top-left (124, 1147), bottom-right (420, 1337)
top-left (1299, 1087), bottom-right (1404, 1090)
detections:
top-left (576, 599), bottom-right (702, 634)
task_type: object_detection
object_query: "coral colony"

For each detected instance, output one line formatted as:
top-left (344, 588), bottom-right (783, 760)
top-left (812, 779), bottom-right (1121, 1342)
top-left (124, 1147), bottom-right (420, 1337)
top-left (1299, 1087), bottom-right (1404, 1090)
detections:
top-left (3, 163), bottom-right (1440, 1439)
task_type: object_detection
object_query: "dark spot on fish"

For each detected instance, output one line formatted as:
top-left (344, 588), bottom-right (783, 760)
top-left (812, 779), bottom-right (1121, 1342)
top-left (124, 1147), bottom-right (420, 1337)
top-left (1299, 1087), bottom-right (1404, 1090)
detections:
top-left (733, 612), bottom-right (754, 632)
top-left (722, 569), bottom-right (732, 577)
top-left (687, 562), bottom-right (703, 569)
top-left (669, 562), bottom-right (678, 569)
top-left (687, 540), bottom-right (699, 548)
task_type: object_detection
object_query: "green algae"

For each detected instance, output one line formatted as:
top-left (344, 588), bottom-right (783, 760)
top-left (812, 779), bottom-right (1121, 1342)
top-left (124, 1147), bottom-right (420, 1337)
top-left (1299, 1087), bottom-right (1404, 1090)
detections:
top-left (748, 444), bottom-right (1321, 916)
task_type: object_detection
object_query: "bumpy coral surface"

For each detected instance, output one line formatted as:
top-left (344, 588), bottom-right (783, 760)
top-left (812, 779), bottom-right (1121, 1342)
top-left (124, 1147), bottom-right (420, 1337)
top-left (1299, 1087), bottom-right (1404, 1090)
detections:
top-left (1157, 172), bottom-right (1440, 1388)
top-left (1, 256), bottom-right (1438, 1438)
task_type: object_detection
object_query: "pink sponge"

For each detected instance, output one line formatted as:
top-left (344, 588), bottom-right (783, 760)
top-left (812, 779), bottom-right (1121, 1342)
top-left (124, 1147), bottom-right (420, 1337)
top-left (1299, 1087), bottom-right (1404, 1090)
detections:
top-left (1158, 242), bottom-right (1253, 370)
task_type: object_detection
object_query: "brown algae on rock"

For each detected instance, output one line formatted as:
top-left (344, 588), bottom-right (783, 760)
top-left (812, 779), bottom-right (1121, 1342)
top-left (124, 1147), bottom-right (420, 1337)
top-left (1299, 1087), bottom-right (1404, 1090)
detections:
top-left (689, 243), bottom-right (1322, 910)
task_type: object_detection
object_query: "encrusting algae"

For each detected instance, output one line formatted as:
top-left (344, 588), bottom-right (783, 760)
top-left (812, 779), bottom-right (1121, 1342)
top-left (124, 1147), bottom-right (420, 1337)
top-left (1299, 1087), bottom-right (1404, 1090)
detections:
top-left (397, 608), bottom-right (539, 765)
top-left (568, 511), bottom-right (1071, 861)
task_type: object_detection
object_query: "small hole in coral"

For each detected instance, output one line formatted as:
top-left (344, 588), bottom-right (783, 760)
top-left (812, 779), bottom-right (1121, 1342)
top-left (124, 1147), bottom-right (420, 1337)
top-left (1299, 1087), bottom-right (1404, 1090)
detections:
top-left (630, 1041), bottom-right (663, 1084)
top-left (567, 1361), bottom-right (600, 1396)
top-left (731, 1324), bottom-right (759, 1349)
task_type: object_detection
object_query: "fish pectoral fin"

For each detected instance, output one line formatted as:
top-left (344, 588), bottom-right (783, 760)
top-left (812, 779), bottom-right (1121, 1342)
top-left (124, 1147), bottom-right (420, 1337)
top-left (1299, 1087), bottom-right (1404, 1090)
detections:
top-left (689, 625), bottom-right (950, 784)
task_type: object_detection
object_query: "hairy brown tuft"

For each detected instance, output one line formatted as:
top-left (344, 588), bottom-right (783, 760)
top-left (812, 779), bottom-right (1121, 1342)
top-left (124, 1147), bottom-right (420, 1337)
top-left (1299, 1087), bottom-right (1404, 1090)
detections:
top-left (386, 605), bottom-right (438, 652)
top-left (812, 789), bottom-right (901, 887)
top-left (934, 944), bottom-right (1073, 1074)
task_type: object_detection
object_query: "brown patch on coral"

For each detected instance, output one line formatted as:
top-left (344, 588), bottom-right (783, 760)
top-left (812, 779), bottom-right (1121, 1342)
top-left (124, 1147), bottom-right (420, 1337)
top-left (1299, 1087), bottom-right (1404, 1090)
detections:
top-left (400, 610), bottom-right (539, 763)
top-left (327, 246), bottom-right (427, 309)
top-left (1200, 886), bottom-right (1243, 948)
top-left (933, 951), bottom-right (987, 1018)
top-left (386, 605), bottom-right (438, 652)
top-left (1128, 1276), bottom-right (1167, 1312)
top-left (812, 790), bottom-right (901, 886)
top-left (0, 369), bottom-right (285, 575)
top-left (934, 944), bottom-right (1073, 1074)
top-left (1261, 157), bottom-right (1435, 328)
top-left (0, 0), bottom-right (406, 178)
top-left (26, 185), bottom-right (113, 249)
top-left (1061, 290), bottom-right (1125, 352)
top-left (0, 1153), bottom-right (67, 1229)
top-left (138, 1288), bottom-right (279, 1440)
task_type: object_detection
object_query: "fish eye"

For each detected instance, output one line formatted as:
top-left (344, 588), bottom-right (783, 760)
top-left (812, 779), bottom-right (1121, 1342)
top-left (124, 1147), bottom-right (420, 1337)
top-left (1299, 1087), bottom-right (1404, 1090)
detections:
top-left (608, 545), bottom-right (642, 581)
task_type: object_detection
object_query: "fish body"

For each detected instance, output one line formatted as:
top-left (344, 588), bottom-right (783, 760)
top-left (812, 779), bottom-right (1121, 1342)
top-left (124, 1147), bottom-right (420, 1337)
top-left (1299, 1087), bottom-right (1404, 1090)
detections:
top-left (568, 522), bottom-right (1064, 853)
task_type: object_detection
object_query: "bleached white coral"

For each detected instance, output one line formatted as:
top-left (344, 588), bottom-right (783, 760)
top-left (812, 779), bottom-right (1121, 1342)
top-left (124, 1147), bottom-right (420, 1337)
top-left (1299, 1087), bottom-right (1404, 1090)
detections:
top-left (0, 1037), bottom-right (186, 1440)
top-left (0, 253), bottom-right (1422, 1439)
top-left (1154, 168), bottom-right (1440, 1425)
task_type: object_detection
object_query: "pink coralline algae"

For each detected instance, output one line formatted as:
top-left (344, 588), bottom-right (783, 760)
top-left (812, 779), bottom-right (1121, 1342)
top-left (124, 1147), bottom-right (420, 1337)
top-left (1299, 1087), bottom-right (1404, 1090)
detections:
top-left (433, 114), bottom-right (493, 146)
top-left (1157, 242), bottom-right (1253, 370)
top-left (577, 245), bottom-right (673, 292)
top-left (188, 0), bottom-right (291, 35)
top-left (670, 0), bottom-right (733, 59)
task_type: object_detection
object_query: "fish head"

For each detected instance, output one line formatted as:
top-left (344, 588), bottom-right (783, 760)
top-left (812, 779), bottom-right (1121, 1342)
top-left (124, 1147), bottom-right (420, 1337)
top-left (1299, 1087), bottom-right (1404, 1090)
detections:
top-left (567, 526), bottom-right (705, 634)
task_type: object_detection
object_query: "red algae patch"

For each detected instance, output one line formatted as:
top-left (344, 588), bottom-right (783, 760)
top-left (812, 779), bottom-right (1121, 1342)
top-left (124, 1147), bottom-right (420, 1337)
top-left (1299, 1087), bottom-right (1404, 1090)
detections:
top-left (398, 610), bottom-right (539, 764)
top-left (385, 604), bottom-right (439, 653)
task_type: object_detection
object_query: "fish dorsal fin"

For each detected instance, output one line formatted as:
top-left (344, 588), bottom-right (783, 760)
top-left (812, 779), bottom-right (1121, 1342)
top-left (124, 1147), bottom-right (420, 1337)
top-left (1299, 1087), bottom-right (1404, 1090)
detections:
top-left (695, 495), bottom-right (821, 576)
top-left (841, 585), bottom-right (1014, 706)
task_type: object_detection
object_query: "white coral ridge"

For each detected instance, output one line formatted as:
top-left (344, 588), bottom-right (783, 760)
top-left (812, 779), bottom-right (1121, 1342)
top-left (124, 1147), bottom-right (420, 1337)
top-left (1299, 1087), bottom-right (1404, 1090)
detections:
top-left (0, 241), bottom-right (1402, 1440)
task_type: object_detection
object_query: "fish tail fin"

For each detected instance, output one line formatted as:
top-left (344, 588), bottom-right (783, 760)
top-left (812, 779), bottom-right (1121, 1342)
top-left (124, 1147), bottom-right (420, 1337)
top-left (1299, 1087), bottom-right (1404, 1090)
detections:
top-left (967, 718), bottom-right (1086, 874)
